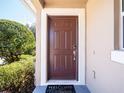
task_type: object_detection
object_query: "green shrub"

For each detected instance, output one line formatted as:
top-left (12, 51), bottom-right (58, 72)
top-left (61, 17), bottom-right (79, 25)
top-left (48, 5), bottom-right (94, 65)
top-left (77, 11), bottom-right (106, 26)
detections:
top-left (0, 55), bottom-right (35, 93)
top-left (0, 19), bottom-right (35, 63)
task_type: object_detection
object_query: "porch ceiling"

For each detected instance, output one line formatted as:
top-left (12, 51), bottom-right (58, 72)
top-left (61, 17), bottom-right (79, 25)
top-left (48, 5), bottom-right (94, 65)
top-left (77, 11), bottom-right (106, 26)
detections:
top-left (40, 0), bottom-right (88, 8)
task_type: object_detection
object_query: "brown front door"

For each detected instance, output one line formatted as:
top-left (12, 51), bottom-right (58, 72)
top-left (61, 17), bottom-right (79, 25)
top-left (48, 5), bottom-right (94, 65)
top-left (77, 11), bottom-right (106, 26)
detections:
top-left (48, 16), bottom-right (78, 80)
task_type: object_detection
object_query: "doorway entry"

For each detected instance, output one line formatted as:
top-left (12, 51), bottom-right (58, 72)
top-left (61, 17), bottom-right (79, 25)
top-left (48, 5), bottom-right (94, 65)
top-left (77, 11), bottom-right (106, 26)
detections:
top-left (47, 16), bottom-right (78, 80)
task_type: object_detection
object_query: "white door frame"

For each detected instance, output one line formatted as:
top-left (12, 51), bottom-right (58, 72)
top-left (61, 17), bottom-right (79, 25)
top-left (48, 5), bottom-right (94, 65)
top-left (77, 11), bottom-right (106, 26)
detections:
top-left (40, 8), bottom-right (85, 85)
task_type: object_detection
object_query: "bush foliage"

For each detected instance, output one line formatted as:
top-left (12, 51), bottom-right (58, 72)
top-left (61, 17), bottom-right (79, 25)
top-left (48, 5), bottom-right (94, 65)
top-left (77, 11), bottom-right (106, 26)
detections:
top-left (0, 20), bottom-right (35, 63)
top-left (0, 55), bottom-right (35, 93)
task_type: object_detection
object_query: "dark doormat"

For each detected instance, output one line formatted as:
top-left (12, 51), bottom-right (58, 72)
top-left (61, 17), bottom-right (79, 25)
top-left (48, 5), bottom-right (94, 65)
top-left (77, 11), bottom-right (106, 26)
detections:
top-left (46, 85), bottom-right (76, 93)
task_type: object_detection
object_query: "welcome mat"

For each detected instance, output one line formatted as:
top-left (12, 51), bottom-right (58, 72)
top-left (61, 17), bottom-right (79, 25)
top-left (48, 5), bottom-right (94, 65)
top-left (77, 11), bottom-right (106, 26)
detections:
top-left (46, 85), bottom-right (76, 93)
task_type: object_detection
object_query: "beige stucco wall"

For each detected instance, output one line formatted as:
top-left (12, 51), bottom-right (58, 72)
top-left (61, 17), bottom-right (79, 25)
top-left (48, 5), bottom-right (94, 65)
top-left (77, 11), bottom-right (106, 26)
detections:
top-left (86, 0), bottom-right (124, 93)
top-left (32, 0), bottom-right (42, 86)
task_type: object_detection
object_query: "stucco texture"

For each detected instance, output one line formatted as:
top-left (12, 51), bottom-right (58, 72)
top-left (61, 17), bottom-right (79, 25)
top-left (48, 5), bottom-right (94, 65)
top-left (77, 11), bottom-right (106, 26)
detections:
top-left (86, 0), bottom-right (124, 93)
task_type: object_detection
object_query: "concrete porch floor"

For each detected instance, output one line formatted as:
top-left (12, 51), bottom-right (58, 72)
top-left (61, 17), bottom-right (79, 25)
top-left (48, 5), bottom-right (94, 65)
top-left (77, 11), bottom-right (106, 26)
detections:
top-left (33, 85), bottom-right (90, 93)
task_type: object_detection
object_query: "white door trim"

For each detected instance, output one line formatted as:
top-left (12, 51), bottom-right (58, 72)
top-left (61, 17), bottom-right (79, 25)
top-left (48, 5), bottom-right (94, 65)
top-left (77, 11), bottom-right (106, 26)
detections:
top-left (40, 8), bottom-right (85, 85)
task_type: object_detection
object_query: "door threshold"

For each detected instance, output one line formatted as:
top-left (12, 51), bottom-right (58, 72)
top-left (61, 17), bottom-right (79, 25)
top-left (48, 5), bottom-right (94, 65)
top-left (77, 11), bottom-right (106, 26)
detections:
top-left (46, 80), bottom-right (80, 85)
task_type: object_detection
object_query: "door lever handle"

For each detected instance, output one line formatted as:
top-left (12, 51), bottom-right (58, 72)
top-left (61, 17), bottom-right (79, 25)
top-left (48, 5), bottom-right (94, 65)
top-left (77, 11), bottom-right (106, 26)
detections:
top-left (73, 50), bottom-right (76, 61)
top-left (73, 50), bottom-right (76, 56)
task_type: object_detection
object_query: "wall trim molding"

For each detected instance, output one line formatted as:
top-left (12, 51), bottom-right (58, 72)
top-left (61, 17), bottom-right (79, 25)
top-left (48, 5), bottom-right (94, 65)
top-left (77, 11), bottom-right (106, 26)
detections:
top-left (111, 50), bottom-right (124, 64)
top-left (40, 8), bottom-right (86, 85)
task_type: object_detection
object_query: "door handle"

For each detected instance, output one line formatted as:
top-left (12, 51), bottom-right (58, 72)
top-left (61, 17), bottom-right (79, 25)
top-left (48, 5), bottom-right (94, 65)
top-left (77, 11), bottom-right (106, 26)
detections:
top-left (73, 50), bottom-right (76, 61)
